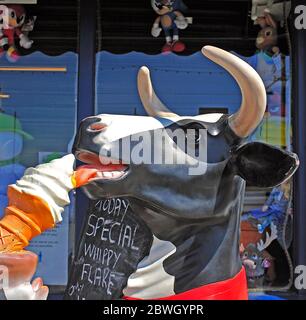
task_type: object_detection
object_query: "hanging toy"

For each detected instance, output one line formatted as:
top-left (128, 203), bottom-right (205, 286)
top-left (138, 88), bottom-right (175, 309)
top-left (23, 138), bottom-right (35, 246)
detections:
top-left (255, 12), bottom-right (279, 56)
top-left (0, 4), bottom-right (33, 62)
top-left (151, 0), bottom-right (191, 53)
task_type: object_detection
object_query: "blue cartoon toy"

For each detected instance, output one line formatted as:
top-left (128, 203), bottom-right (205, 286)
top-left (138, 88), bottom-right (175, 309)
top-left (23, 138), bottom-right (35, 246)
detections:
top-left (151, 0), bottom-right (191, 53)
top-left (242, 181), bottom-right (291, 239)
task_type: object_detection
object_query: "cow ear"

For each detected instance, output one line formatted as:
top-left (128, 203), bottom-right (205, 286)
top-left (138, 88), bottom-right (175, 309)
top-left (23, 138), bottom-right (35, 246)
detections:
top-left (232, 142), bottom-right (299, 188)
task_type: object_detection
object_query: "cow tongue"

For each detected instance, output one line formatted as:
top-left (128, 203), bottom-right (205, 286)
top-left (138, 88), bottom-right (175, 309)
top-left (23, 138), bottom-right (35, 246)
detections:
top-left (74, 164), bottom-right (127, 187)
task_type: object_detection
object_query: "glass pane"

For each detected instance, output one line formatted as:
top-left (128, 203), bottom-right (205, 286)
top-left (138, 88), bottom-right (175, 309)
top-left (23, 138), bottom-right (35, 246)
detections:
top-left (0, 0), bottom-right (79, 292)
top-left (241, 1), bottom-right (293, 291)
top-left (95, 0), bottom-right (294, 294)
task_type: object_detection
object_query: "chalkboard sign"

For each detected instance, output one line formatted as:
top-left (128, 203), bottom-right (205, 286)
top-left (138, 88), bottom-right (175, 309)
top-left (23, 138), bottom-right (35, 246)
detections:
top-left (65, 197), bottom-right (153, 300)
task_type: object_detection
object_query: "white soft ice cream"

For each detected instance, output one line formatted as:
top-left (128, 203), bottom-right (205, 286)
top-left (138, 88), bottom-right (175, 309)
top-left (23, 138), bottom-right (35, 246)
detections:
top-left (11, 154), bottom-right (76, 223)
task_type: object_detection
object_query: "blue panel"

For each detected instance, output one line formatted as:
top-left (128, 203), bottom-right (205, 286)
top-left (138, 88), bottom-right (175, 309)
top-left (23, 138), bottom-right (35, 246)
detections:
top-left (0, 52), bottom-right (78, 167)
top-left (96, 51), bottom-right (242, 116)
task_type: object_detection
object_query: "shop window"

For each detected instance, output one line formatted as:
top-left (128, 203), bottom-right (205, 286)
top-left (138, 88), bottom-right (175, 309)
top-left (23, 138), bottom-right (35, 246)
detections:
top-left (0, 0), bottom-right (79, 293)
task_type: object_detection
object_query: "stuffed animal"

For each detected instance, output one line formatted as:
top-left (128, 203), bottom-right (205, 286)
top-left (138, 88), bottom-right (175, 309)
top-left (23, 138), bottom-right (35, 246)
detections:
top-left (240, 223), bottom-right (277, 288)
top-left (255, 13), bottom-right (279, 56)
top-left (0, 4), bottom-right (33, 62)
top-left (151, 0), bottom-right (190, 53)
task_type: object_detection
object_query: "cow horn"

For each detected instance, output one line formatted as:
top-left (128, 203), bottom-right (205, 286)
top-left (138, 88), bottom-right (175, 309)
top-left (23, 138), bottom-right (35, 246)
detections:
top-left (137, 66), bottom-right (178, 118)
top-left (202, 46), bottom-right (266, 137)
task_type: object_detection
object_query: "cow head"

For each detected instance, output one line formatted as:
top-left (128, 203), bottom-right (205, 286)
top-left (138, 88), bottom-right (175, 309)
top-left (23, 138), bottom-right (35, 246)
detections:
top-left (73, 46), bottom-right (298, 217)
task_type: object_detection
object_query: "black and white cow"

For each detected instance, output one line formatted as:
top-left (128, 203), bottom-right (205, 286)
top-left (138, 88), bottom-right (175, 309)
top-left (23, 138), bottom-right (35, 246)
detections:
top-left (0, 46), bottom-right (298, 300)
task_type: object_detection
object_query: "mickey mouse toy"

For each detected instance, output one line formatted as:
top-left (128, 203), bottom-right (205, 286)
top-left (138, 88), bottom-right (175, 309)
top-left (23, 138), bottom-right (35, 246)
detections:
top-left (0, 4), bottom-right (34, 62)
top-left (151, 0), bottom-right (190, 53)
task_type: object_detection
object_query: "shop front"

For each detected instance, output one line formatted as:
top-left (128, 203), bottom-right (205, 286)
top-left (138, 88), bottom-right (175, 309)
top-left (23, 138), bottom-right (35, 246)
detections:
top-left (0, 0), bottom-right (305, 300)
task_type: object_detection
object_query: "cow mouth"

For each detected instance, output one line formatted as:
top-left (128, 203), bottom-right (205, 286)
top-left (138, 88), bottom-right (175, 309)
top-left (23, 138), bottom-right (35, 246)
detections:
top-left (75, 150), bottom-right (129, 183)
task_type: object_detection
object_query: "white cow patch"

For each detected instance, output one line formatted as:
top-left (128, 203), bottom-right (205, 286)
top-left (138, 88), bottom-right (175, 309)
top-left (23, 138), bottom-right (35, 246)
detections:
top-left (123, 235), bottom-right (176, 299)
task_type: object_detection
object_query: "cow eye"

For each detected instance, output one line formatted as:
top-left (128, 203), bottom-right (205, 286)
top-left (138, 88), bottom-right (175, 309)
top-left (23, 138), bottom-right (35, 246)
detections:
top-left (243, 252), bottom-right (248, 258)
top-left (185, 130), bottom-right (201, 144)
top-left (10, 10), bottom-right (15, 18)
top-left (88, 122), bottom-right (107, 132)
top-left (252, 253), bottom-right (258, 260)
top-left (182, 123), bottom-right (204, 145)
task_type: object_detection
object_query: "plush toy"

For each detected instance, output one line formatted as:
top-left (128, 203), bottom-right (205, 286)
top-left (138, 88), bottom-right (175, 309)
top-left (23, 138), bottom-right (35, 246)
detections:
top-left (243, 182), bottom-right (290, 233)
top-left (0, 4), bottom-right (33, 62)
top-left (255, 13), bottom-right (279, 56)
top-left (0, 5), bottom-right (8, 52)
top-left (151, 0), bottom-right (190, 53)
top-left (240, 223), bottom-right (277, 288)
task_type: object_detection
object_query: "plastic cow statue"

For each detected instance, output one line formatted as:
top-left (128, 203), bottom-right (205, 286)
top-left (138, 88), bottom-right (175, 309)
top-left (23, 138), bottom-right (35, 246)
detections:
top-left (0, 46), bottom-right (299, 300)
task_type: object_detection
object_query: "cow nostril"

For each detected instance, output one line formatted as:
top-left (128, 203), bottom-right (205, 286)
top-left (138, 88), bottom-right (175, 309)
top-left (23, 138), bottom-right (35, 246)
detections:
top-left (88, 123), bottom-right (107, 132)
